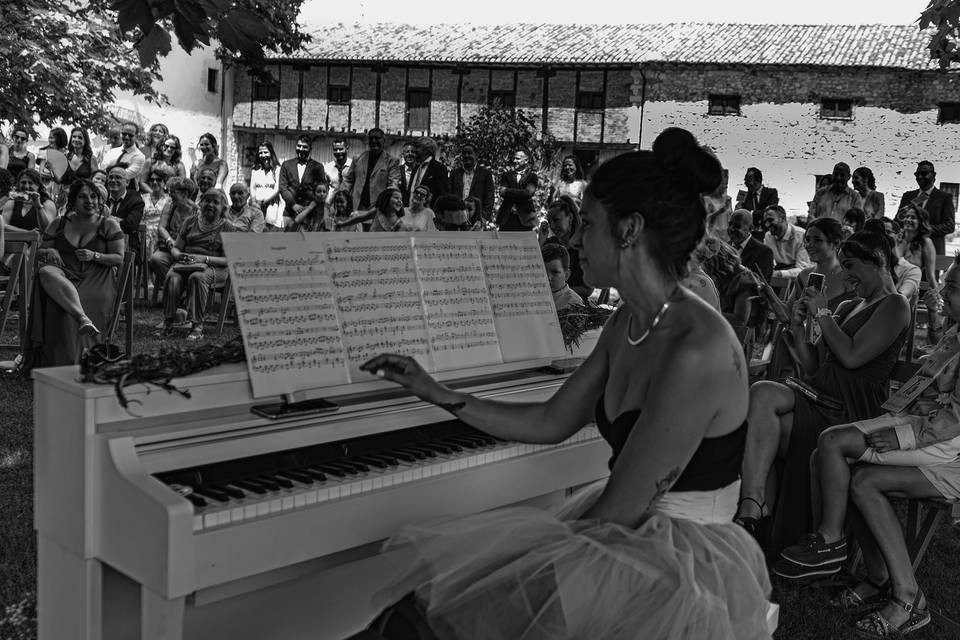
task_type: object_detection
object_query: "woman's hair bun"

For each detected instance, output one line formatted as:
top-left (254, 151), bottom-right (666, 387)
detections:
top-left (652, 127), bottom-right (723, 195)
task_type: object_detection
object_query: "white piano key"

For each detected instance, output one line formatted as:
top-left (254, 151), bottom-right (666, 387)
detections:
top-left (256, 501), bottom-right (270, 517)
top-left (305, 490), bottom-right (317, 505)
top-left (373, 477), bottom-right (383, 489)
top-left (268, 499), bottom-right (282, 514)
top-left (216, 510), bottom-right (231, 526)
top-left (204, 513), bottom-right (218, 528)
top-left (193, 515), bottom-right (204, 532)
top-left (231, 507), bottom-right (244, 523)
top-left (294, 494), bottom-right (306, 508)
top-left (244, 504), bottom-right (258, 519)
top-left (316, 487), bottom-right (330, 502)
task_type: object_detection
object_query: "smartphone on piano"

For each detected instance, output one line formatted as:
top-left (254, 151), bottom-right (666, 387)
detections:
top-left (251, 398), bottom-right (339, 420)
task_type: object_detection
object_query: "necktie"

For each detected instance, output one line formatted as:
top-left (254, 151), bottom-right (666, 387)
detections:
top-left (916, 192), bottom-right (930, 209)
top-left (110, 200), bottom-right (120, 217)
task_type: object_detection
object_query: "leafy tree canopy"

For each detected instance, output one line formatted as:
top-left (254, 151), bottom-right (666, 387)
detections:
top-left (5, 0), bottom-right (308, 135)
top-left (921, 0), bottom-right (960, 68)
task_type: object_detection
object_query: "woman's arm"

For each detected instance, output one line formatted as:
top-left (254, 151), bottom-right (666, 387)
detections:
top-left (362, 324), bottom-right (612, 444)
top-left (336, 208), bottom-right (377, 228)
top-left (40, 200), bottom-right (57, 229)
top-left (921, 238), bottom-right (938, 290)
top-left (294, 201), bottom-right (319, 225)
top-left (215, 160), bottom-right (229, 190)
top-left (784, 298), bottom-right (820, 374)
top-left (138, 160), bottom-right (154, 194)
top-left (814, 293), bottom-right (911, 369)
top-left (98, 219), bottom-right (125, 266)
top-left (581, 334), bottom-right (742, 527)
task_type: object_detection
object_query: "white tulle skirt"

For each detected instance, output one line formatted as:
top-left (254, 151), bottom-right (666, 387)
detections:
top-left (375, 479), bottom-right (773, 640)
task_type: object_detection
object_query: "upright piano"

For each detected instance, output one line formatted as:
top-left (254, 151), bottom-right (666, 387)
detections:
top-left (34, 334), bottom-right (608, 640)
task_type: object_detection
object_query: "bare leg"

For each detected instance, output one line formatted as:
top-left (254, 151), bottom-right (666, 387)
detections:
top-left (814, 425), bottom-right (869, 542)
top-left (737, 380), bottom-right (796, 521)
top-left (846, 495), bottom-right (890, 595)
top-left (38, 266), bottom-right (93, 329)
top-left (162, 270), bottom-right (184, 325)
top-left (850, 466), bottom-right (940, 628)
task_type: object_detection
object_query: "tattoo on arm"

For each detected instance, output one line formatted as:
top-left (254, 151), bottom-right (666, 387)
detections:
top-left (732, 345), bottom-right (744, 379)
top-left (436, 400), bottom-right (466, 416)
top-left (642, 466), bottom-right (683, 517)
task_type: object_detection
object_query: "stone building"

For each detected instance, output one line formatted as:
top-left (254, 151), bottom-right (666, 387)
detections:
top-left (225, 22), bottom-right (960, 218)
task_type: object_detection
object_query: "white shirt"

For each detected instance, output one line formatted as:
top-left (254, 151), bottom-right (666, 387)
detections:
top-left (461, 169), bottom-right (475, 200)
top-left (101, 145), bottom-right (146, 183)
top-left (323, 158), bottom-right (352, 203)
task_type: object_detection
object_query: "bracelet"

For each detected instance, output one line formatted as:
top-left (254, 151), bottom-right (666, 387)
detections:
top-left (204, 256), bottom-right (209, 264)
top-left (815, 308), bottom-right (832, 320)
top-left (93, 251), bottom-right (101, 262)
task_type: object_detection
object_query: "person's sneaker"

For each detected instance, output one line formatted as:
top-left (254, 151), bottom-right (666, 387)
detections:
top-left (772, 556), bottom-right (842, 580)
top-left (781, 532), bottom-right (847, 567)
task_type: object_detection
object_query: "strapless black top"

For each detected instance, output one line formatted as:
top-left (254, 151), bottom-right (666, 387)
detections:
top-left (595, 398), bottom-right (746, 492)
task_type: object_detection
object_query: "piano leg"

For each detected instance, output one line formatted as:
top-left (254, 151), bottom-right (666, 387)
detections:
top-left (38, 535), bottom-right (103, 640)
top-left (142, 588), bottom-right (186, 640)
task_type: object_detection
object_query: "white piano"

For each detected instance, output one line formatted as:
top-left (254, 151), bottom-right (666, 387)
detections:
top-left (34, 334), bottom-right (608, 640)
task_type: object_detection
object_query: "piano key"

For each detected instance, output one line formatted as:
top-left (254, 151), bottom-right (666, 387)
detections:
top-left (312, 464), bottom-right (347, 478)
top-left (351, 455), bottom-right (388, 469)
top-left (277, 470), bottom-right (315, 485)
top-left (185, 494), bottom-right (207, 508)
top-left (209, 484), bottom-right (245, 500)
top-left (231, 480), bottom-right (268, 495)
top-left (296, 467), bottom-right (328, 481)
top-left (250, 476), bottom-right (282, 491)
top-left (261, 475), bottom-right (295, 489)
top-left (192, 486), bottom-right (231, 503)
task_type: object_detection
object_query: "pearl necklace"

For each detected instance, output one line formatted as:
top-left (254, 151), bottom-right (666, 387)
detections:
top-left (626, 288), bottom-right (679, 347)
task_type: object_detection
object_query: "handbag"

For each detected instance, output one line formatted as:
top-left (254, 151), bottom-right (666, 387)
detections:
top-left (171, 262), bottom-right (206, 274)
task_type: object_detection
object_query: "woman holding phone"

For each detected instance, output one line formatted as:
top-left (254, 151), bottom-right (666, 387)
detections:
top-left (735, 231), bottom-right (911, 555)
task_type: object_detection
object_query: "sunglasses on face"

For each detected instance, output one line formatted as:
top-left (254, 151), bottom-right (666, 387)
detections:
top-left (121, 132), bottom-right (136, 139)
top-left (12, 134), bottom-right (26, 141)
top-left (162, 143), bottom-right (177, 149)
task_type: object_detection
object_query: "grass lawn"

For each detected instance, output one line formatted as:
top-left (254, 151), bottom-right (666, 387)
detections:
top-left (1, 302), bottom-right (960, 638)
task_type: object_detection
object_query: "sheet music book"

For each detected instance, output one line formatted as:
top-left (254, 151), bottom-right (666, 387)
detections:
top-left (222, 232), bottom-right (565, 398)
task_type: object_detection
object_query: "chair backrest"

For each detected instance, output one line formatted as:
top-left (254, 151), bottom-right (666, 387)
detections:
top-left (105, 251), bottom-right (136, 343)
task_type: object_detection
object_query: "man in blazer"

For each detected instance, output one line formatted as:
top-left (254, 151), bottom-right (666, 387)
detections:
top-left (728, 209), bottom-right (774, 282)
top-left (341, 128), bottom-right (401, 211)
top-left (899, 161), bottom-right (956, 255)
top-left (449, 143), bottom-right (495, 222)
top-left (737, 167), bottom-right (779, 240)
top-left (279, 135), bottom-right (326, 224)
top-left (407, 136), bottom-right (449, 207)
top-left (496, 149), bottom-right (540, 231)
top-left (104, 164), bottom-right (144, 254)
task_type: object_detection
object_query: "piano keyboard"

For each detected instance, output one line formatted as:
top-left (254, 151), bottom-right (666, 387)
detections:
top-left (156, 423), bottom-right (602, 533)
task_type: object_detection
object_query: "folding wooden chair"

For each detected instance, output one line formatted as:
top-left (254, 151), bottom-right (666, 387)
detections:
top-left (0, 230), bottom-right (41, 353)
top-left (204, 273), bottom-right (236, 338)
top-left (104, 251), bottom-right (136, 356)
top-left (135, 223), bottom-right (150, 301)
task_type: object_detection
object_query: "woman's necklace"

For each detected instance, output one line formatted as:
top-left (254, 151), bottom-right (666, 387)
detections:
top-left (196, 215), bottom-right (222, 233)
top-left (626, 287), bottom-right (679, 347)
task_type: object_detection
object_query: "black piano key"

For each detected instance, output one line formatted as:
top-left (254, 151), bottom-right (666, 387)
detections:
top-left (185, 494), bottom-right (207, 508)
top-left (352, 455), bottom-right (388, 469)
top-left (231, 480), bottom-right (268, 495)
top-left (247, 476), bottom-right (281, 491)
top-left (328, 461), bottom-right (364, 475)
top-left (452, 434), bottom-right (491, 447)
top-left (258, 475), bottom-right (294, 489)
top-left (209, 484), bottom-right (245, 499)
top-left (277, 470), bottom-right (315, 484)
top-left (312, 464), bottom-right (348, 478)
top-left (338, 460), bottom-right (370, 473)
top-left (394, 447), bottom-right (430, 460)
top-left (386, 450), bottom-right (417, 463)
top-left (367, 453), bottom-right (400, 466)
top-left (296, 467), bottom-right (327, 481)
top-left (419, 442), bottom-right (457, 455)
top-left (192, 486), bottom-right (231, 503)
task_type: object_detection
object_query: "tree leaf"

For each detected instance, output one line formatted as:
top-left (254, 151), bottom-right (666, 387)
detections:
top-left (113, 0), bottom-right (154, 34)
top-left (137, 25), bottom-right (172, 66)
top-left (172, 13), bottom-right (198, 52)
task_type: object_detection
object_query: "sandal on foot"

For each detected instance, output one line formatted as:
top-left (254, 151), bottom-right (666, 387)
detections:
top-left (733, 496), bottom-right (768, 537)
top-left (854, 592), bottom-right (930, 637)
top-left (186, 327), bottom-right (204, 341)
top-left (830, 578), bottom-right (889, 612)
top-left (78, 316), bottom-right (100, 336)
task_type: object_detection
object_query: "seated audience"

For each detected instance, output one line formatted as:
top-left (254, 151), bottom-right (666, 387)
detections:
top-left (403, 185), bottom-right (437, 232)
top-left (543, 195), bottom-right (589, 300)
top-left (225, 182), bottom-right (265, 232)
top-left (157, 190), bottom-right (230, 340)
top-left (703, 169), bottom-right (733, 242)
top-left (898, 203), bottom-right (941, 342)
top-left (727, 209), bottom-right (774, 282)
top-left (735, 231), bottom-right (911, 555)
top-left (141, 123), bottom-right (169, 172)
top-left (194, 167), bottom-right (218, 200)
top-left (775, 258), bottom-right (960, 637)
top-left (142, 169), bottom-right (171, 258)
top-left (434, 194), bottom-right (473, 231)
top-left (695, 236), bottom-right (758, 327)
top-left (289, 182), bottom-right (330, 232)
top-left (30, 179), bottom-right (124, 366)
top-left (762, 205), bottom-right (812, 278)
top-left (865, 218), bottom-right (921, 299)
top-left (843, 207), bottom-right (867, 234)
top-left (149, 176), bottom-right (199, 288)
top-left (2, 168), bottom-right (57, 232)
top-left (103, 164), bottom-right (144, 256)
top-left (681, 252), bottom-right (722, 310)
top-left (542, 243), bottom-right (585, 312)
top-left (790, 218), bottom-right (855, 312)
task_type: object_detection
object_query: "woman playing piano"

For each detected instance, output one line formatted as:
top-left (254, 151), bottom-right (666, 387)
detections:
top-left (356, 128), bottom-right (772, 640)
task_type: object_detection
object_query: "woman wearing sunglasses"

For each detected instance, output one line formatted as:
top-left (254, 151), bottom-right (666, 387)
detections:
top-left (7, 126), bottom-right (35, 179)
top-left (141, 135), bottom-right (186, 194)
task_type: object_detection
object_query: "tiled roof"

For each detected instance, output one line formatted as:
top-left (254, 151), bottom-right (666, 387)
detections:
top-left (278, 22), bottom-right (941, 70)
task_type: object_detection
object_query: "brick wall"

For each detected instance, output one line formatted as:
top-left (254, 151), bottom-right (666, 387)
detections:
top-left (279, 67), bottom-right (300, 129)
top-left (251, 64), bottom-right (280, 129)
top-left (379, 68), bottom-right (407, 135)
top-left (301, 67), bottom-right (327, 131)
top-left (352, 66), bottom-right (378, 132)
top-left (640, 63), bottom-right (960, 218)
top-left (605, 69), bottom-right (634, 143)
top-left (547, 70), bottom-right (577, 141)
top-left (517, 70), bottom-right (544, 133)
top-left (460, 70), bottom-right (489, 128)
top-left (431, 68), bottom-right (459, 137)
top-left (233, 73), bottom-right (252, 127)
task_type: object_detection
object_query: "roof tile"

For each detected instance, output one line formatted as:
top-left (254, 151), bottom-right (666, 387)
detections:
top-left (279, 23), bottom-right (941, 70)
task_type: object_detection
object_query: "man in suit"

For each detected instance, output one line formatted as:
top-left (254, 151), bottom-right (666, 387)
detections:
top-left (899, 160), bottom-right (956, 255)
top-left (728, 209), bottom-right (774, 282)
top-left (398, 141), bottom-right (418, 206)
top-left (450, 143), bottom-right (495, 222)
top-left (341, 128), bottom-right (401, 212)
top-left (104, 163), bottom-right (144, 254)
top-left (407, 136), bottom-right (449, 207)
top-left (496, 149), bottom-right (540, 231)
top-left (736, 167), bottom-right (779, 240)
top-left (279, 134), bottom-right (326, 226)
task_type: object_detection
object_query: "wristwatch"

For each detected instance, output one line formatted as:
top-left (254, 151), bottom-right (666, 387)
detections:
top-left (93, 252), bottom-right (101, 262)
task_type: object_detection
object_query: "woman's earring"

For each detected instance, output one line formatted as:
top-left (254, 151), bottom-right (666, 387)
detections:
top-left (620, 239), bottom-right (631, 248)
